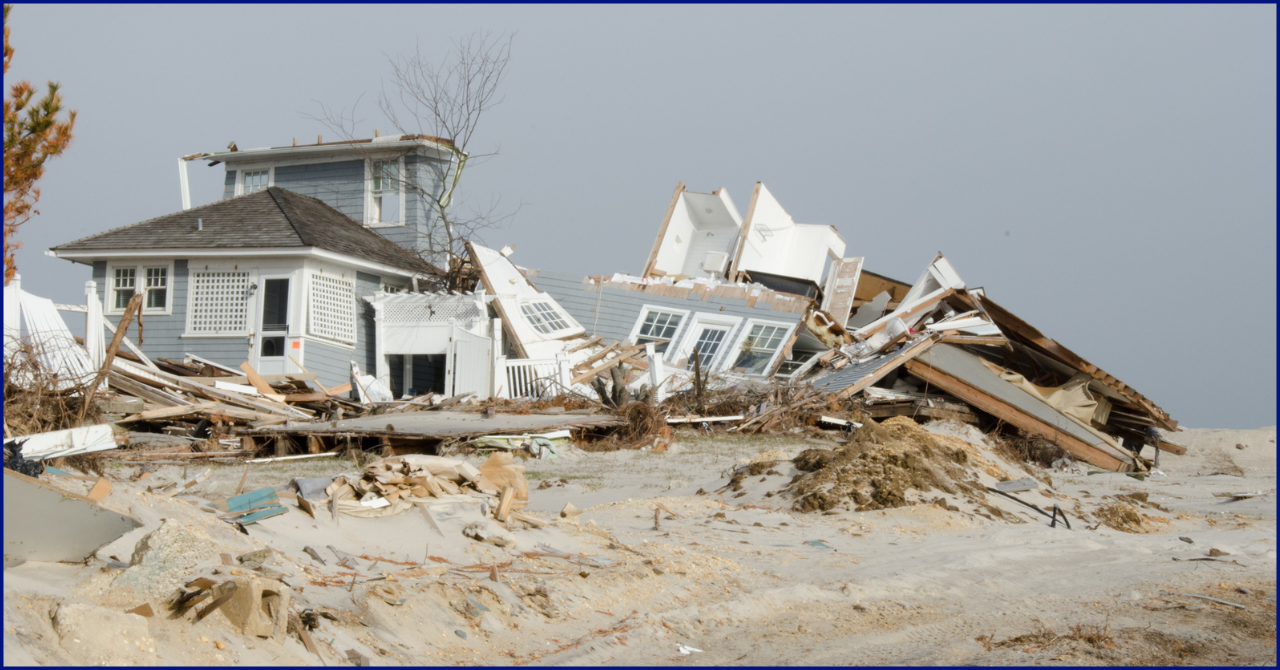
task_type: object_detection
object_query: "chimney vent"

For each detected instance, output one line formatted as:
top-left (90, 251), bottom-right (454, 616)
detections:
top-left (197, 218), bottom-right (203, 231)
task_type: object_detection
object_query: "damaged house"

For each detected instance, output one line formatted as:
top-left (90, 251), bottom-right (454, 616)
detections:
top-left (45, 136), bottom-right (1180, 471)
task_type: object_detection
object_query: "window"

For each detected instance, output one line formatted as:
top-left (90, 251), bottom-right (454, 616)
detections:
top-left (634, 309), bottom-right (684, 353)
top-left (521, 301), bottom-right (571, 335)
top-left (730, 323), bottom-right (790, 375)
top-left (187, 270), bottom-right (250, 335)
top-left (107, 263), bottom-right (172, 314)
top-left (144, 267), bottom-right (168, 310)
top-left (686, 326), bottom-right (729, 370)
top-left (243, 169), bottom-right (269, 194)
top-left (307, 273), bottom-right (356, 344)
top-left (112, 268), bottom-right (136, 310)
top-left (776, 350), bottom-right (818, 377)
top-left (370, 159), bottom-right (403, 225)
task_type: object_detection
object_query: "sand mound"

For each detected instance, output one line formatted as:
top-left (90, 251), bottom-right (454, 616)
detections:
top-left (786, 416), bottom-right (986, 513)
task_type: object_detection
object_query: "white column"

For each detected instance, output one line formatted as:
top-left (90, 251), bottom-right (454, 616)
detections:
top-left (646, 342), bottom-right (667, 402)
top-left (491, 318), bottom-right (505, 399)
top-left (372, 301), bottom-right (388, 384)
top-left (444, 318), bottom-right (456, 397)
top-left (85, 280), bottom-right (107, 389)
top-left (555, 352), bottom-right (571, 392)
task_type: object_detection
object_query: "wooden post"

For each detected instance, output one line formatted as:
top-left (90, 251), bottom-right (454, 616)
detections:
top-left (275, 436), bottom-right (289, 458)
top-left (307, 435), bottom-right (322, 454)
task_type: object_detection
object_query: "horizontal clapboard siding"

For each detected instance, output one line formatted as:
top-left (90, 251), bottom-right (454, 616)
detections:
top-left (272, 160), bottom-right (365, 221)
top-left (534, 270), bottom-right (804, 368)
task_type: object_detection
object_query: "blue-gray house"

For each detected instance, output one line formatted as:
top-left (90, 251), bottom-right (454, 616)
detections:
top-left (49, 187), bottom-right (435, 390)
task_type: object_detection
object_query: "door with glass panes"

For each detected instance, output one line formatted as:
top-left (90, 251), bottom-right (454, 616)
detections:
top-left (253, 277), bottom-right (291, 375)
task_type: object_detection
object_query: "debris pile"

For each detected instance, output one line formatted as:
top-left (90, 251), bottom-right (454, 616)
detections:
top-left (784, 416), bottom-right (987, 513)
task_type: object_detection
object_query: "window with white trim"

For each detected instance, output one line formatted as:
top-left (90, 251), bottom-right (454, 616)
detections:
top-left (730, 323), bottom-right (789, 375)
top-left (685, 326), bottom-right (729, 370)
top-left (306, 273), bottom-right (356, 344)
top-left (634, 308), bottom-right (684, 353)
top-left (111, 267), bottom-right (136, 310)
top-left (242, 169), bottom-right (269, 194)
top-left (520, 301), bottom-right (572, 335)
top-left (369, 159), bottom-right (403, 226)
top-left (107, 263), bottom-right (172, 315)
top-left (187, 270), bottom-right (250, 334)
top-left (144, 267), bottom-right (168, 310)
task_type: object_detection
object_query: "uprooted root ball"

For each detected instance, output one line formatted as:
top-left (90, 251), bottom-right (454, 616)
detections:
top-left (787, 416), bottom-right (983, 513)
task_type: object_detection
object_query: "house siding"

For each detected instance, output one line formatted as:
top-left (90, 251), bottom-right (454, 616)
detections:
top-left (534, 269), bottom-right (805, 371)
top-left (355, 272), bottom-right (381, 376)
top-left (272, 160), bottom-right (366, 221)
top-left (96, 259), bottom-right (256, 367)
top-left (304, 337), bottom-right (358, 390)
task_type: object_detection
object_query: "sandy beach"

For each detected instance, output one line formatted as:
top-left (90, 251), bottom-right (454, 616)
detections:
top-left (4, 419), bottom-right (1275, 666)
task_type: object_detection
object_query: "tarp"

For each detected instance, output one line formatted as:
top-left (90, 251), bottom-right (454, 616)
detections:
top-left (978, 358), bottom-right (1128, 453)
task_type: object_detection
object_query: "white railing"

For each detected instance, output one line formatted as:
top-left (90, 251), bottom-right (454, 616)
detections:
top-left (498, 355), bottom-right (571, 399)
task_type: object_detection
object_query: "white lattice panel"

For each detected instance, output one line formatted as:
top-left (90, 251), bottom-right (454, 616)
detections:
top-left (307, 274), bottom-right (356, 343)
top-left (382, 300), bottom-right (482, 324)
top-left (188, 271), bottom-right (249, 334)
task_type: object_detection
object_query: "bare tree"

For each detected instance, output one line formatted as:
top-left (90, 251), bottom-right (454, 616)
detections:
top-left (311, 32), bottom-right (517, 291)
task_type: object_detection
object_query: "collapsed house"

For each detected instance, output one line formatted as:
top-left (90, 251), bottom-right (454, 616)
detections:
top-left (37, 136), bottom-right (1181, 472)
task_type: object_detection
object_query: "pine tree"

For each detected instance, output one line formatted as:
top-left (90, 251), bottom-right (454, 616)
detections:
top-left (3, 4), bottom-right (77, 284)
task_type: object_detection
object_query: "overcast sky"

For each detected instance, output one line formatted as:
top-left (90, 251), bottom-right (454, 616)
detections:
top-left (6, 4), bottom-right (1275, 429)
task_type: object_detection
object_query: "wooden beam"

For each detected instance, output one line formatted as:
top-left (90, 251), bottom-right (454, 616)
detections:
top-left (569, 345), bottom-right (645, 386)
top-left (566, 335), bottom-right (603, 354)
top-left (641, 182), bottom-right (686, 278)
top-left (903, 359), bottom-right (1132, 472)
top-left (1155, 439), bottom-right (1187, 456)
top-left (834, 335), bottom-right (940, 399)
top-left (573, 341), bottom-right (621, 371)
top-left (239, 361), bottom-right (285, 400)
top-left (939, 334), bottom-right (1010, 347)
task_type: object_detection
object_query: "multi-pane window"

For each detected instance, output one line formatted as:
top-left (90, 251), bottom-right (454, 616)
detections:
top-left (144, 268), bottom-right (168, 309)
top-left (521, 301), bottom-right (571, 335)
top-left (776, 350), bottom-right (818, 377)
top-left (188, 271), bottom-right (250, 334)
top-left (110, 265), bottom-right (171, 313)
top-left (731, 323), bottom-right (789, 375)
top-left (242, 169), bottom-right (269, 194)
top-left (686, 327), bottom-right (728, 369)
top-left (635, 309), bottom-right (683, 353)
top-left (112, 268), bottom-right (136, 310)
top-left (371, 160), bottom-right (402, 225)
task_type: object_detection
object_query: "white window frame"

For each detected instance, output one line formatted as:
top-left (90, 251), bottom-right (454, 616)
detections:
top-left (671, 312), bottom-right (743, 368)
top-left (235, 166), bottom-right (275, 196)
top-left (627, 304), bottom-right (691, 355)
top-left (181, 264), bottom-right (255, 338)
top-left (365, 156), bottom-right (407, 228)
top-left (519, 299), bottom-right (576, 337)
top-left (724, 318), bottom-right (795, 376)
top-left (104, 261), bottom-right (174, 316)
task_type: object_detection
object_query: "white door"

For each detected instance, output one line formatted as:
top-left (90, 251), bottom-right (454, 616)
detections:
top-left (253, 276), bottom-right (291, 375)
top-left (450, 327), bottom-right (493, 398)
top-left (683, 325), bottom-right (731, 371)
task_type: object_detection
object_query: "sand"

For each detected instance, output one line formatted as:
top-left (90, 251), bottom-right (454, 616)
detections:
top-left (4, 422), bottom-right (1275, 666)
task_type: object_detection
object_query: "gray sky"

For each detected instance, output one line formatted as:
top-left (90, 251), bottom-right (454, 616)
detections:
top-left (7, 4), bottom-right (1275, 429)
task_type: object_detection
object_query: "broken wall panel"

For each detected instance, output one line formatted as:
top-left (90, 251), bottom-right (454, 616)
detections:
top-left (811, 334), bottom-right (941, 398)
top-left (4, 469), bottom-right (143, 568)
top-left (821, 256), bottom-right (864, 327)
top-left (644, 185), bottom-right (744, 280)
top-left (729, 183), bottom-right (846, 287)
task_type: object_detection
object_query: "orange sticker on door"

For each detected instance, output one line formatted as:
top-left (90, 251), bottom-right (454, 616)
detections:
top-left (291, 340), bottom-right (301, 349)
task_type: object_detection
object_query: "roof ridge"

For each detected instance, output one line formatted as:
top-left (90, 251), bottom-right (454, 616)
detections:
top-left (266, 187), bottom-right (312, 246)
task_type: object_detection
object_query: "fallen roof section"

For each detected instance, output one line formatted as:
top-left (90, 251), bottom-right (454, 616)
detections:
top-left (962, 293), bottom-right (1176, 431)
top-left (903, 344), bottom-right (1139, 472)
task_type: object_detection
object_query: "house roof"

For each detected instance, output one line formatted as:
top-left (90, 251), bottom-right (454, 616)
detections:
top-left (193, 134), bottom-right (457, 165)
top-left (50, 187), bottom-right (438, 276)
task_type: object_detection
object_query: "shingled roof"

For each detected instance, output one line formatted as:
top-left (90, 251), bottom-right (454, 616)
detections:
top-left (51, 187), bottom-right (437, 275)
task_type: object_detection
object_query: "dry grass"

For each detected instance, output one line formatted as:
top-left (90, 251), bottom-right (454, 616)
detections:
top-left (3, 338), bottom-right (103, 436)
top-left (977, 618), bottom-right (1114, 651)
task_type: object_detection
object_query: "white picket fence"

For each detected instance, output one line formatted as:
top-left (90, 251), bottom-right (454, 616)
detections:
top-left (496, 355), bottom-right (571, 399)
